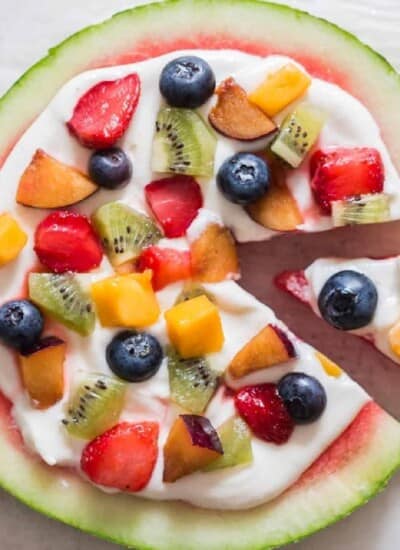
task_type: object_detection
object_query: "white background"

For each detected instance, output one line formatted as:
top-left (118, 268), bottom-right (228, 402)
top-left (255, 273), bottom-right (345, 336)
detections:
top-left (1, 1), bottom-right (400, 549)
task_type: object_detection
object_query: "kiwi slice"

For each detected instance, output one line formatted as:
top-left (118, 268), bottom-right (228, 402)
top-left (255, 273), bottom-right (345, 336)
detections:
top-left (175, 283), bottom-right (214, 305)
top-left (92, 201), bottom-right (162, 266)
top-left (167, 346), bottom-right (219, 414)
top-left (271, 104), bottom-right (325, 168)
top-left (152, 107), bottom-right (216, 177)
top-left (205, 416), bottom-right (253, 472)
top-left (29, 273), bottom-right (95, 336)
top-left (332, 193), bottom-right (391, 226)
top-left (62, 374), bottom-right (126, 439)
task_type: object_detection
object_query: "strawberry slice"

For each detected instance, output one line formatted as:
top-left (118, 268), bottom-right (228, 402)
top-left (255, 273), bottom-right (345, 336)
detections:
top-left (310, 147), bottom-right (384, 214)
top-left (81, 421), bottom-right (159, 492)
top-left (137, 246), bottom-right (192, 290)
top-left (34, 211), bottom-right (103, 273)
top-left (145, 176), bottom-right (203, 238)
top-left (67, 74), bottom-right (141, 149)
top-left (235, 384), bottom-right (294, 444)
top-left (274, 270), bottom-right (311, 305)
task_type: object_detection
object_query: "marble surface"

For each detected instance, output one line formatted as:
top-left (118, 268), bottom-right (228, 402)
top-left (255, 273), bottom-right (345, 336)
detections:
top-left (1, 1), bottom-right (400, 549)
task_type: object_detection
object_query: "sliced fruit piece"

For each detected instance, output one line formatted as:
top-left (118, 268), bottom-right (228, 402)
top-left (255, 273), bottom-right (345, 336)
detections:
top-left (63, 374), bottom-right (126, 439)
top-left (204, 416), bottom-right (253, 471)
top-left (228, 325), bottom-right (296, 379)
top-left (92, 201), bottom-right (161, 266)
top-left (19, 336), bottom-right (65, 409)
top-left (91, 271), bottom-right (160, 328)
top-left (81, 421), bottom-right (158, 491)
top-left (271, 104), bottom-right (325, 167)
top-left (332, 193), bottom-right (391, 226)
top-left (190, 223), bottom-right (239, 282)
top-left (175, 283), bottom-right (214, 305)
top-left (0, 213), bottom-right (27, 267)
top-left (310, 147), bottom-right (385, 214)
top-left (28, 273), bottom-right (95, 336)
top-left (145, 175), bottom-right (203, 238)
top-left (16, 149), bottom-right (98, 208)
top-left (248, 63), bottom-right (311, 117)
top-left (167, 347), bottom-right (219, 414)
top-left (34, 211), bottom-right (103, 273)
top-left (209, 77), bottom-right (276, 140)
top-left (165, 295), bottom-right (224, 359)
top-left (67, 74), bottom-right (141, 148)
top-left (315, 351), bottom-right (343, 378)
top-left (152, 107), bottom-right (216, 177)
top-left (163, 415), bottom-right (223, 482)
top-left (388, 321), bottom-right (400, 358)
top-left (137, 246), bottom-right (192, 290)
top-left (275, 269), bottom-right (312, 305)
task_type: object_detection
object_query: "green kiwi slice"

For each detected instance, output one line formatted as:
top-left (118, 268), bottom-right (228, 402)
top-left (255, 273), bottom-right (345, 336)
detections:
top-left (204, 416), bottom-right (253, 472)
top-left (332, 193), bottom-right (391, 226)
top-left (28, 273), bottom-right (95, 336)
top-left (152, 107), bottom-right (216, 177)
top-left (92, 201), bottom-right (162, 266)
top-left (62, 374), bottom-right (126, 439)
top-left (175, 283), bottom-right (215, 305)
top-left (167, 346), bottom-right (219, 414)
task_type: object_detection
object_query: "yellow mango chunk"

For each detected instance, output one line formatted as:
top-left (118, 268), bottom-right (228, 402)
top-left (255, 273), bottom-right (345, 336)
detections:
top-left (248, 64), bottom-right (311, 117)
top-left (165, 295), bottom-right (224, 358)
top-left (0, 213), bottom-right (28, 267)
top-left (388, 321), bottom-right (400, 358)
top-left (315, 351), bottom-right (343, 378)
top-left (91, 271), bottom-right (160, 328)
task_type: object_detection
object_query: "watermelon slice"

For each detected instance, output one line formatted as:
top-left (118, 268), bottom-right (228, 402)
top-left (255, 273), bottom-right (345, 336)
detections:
top-left (1, 1), bottom-right (400, 549)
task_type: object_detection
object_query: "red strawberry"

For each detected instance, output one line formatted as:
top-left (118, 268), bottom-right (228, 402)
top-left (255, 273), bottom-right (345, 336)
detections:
top-left (275, 270), bottom-right (311, 305)
top-left (34, 211), bottom-right (103, 273)
top-left (310, 147), bottom-right (384, 214)
top-left (67, 74), bottom-right (141, 148)
top-left (235, 384), bottom-right (294, 444)
top-left (137, 246), bottom-right (192, 290)
top-left (145, 176), bottom-right (203, 238)
top-left (81, 422), bottom-right (159, 492)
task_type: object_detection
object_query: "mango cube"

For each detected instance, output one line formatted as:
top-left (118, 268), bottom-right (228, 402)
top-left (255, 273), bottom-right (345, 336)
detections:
top-left (91, 271), bottom-right (160, 328)
top-left (164, 295), bottom-right (224, 358)
top-left (389, 322), bottom-right (400, 358)
top-left (315, 351), bottom-right (343, 378)
top-left (0, 213), bottom-right (27, 266)
top-left (248, 64), bottom-right (311, 117)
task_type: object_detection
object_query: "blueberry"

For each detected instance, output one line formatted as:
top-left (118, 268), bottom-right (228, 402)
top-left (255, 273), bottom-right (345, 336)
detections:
top-left (89, 148), bottom-right (132, 189)
top-left (106, 330), bottom-right (163, 383)
top-left (159, 56), bottom-right (216, 108)
top-left (0, 300), bottom-right (44, 351)
top-left (318, 270), bottom-right (377, 331)
top-left (217, 153), bottom-right (270, 205)
top-left (278, 373), bottom-right (327, 424)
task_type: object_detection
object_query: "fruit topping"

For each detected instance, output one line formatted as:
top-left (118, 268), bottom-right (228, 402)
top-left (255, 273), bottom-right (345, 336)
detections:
top-left (152, 107), bottom-right (216, 177)
top-left (67, 74), bottom-right (141, 148)
top-left (159, 56), bottom-right (215, 109)
top-left (235, 384), bottom-right (294, 444)
top-left (317, 270), bottom-right (378, 331)
top-left (277, 373), bottom-right (327, 424)
top-left (249, 63), bottom-right (311, 117)
top-left (310, 147), bottom-right (385, 214)
top-left (190, 223), bottom-right (239, 282)
top-left (274, 269), bottom-right (311, 305)
top-left (217, 152), bottom-right (270, 205)
top-left (388, 321), bottom-right (400, 358)
top-left (315, 351), bottom-right (343, 378)
top-left (271, 104), bottom-right (325, 168)
top-left (106, 330), bottom-right (163, 383)
top-left (88, 148), bottom-right (132, 189)
top-left (228, 324), bottom-right (296, 379)
top-left (63, 374), bottom-right (126, 439)
top-left (0, 213), bottom-right (27, 267)
top-left (19, 336), bottom-right (66, 409)
top-left (167, 347), bottom-right (219, 414)
top-left (81, 421), bottom-right (159, 491)
top-left (29, 273), bottom-right (95, 336)
top-left (331, 193), bottom-right (391, 226)
top-left (208, 77), bottom-right (276, 141)
top-left (92, 201), bottom-right (161, 266)
top-left (145, 175), bottom-right (203, 238)
top-left (137, 246), bottom-right (192, 290)
top-left (91, 272), bottom-right (160, 328)
top-left (16, 149), bottom-right (98, 209)
top-left (175, 283), bottom-right (214, 305)
top-left (165, 295), bottom-right (224, 359)
top-left (34, 211), bottom-right (103, 273)
top-left (204, 416), bottom-right (253, 471)
top-left (163, 415), bottom-right (222, 482)
top-left (0, 299), bottom-right (43, 351)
